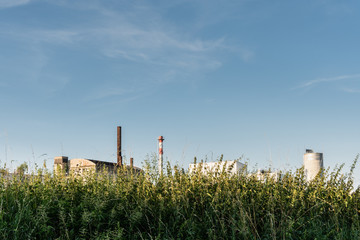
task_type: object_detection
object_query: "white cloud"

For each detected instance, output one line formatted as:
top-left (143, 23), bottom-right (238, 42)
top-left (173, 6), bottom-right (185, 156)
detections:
top-left (0, 41), bottom-right (70, 95)
top-left (0, 0), bottom-right (31, 8)
top-left (0, 28), bottom-right (80, 45)
top-left (3, 21), bottom-right (225, 74)
top-left (33, 30), bottom-right (80, 44)
top-left (343, 88), bottom-right (360, 93)
top-left (83, 88), bottom-right (132, 102)
top-left (84, 90), bottom-right (142, 107)
top-left (88, 23), bottom-right (226, 74)
top-left (240, 49), bottom-right (254, 62)
top-left (297, 74), bottom-right (360, 89)
top-left (0, 46), bottom-right (47, 85)
top-left (103, 49), bottom-right (149, 62)
top-left (5, 0), bottom-right (245, 74)
top-left (0, 0), bottom-right (253, 96)
top-left (92, 25), bottom-right (224, 53)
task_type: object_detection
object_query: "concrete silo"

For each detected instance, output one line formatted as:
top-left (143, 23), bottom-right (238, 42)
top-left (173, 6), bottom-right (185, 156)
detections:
top-left (303, 149), bottom-right (324, 181)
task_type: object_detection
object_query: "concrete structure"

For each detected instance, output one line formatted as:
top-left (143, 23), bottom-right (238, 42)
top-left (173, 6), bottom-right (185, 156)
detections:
top-left (189, 160), bottom-right (246, 176)
top-left (251, 169), bottom-right (282, 182)
top-left (54, 125), bottom-right (144, 176)
top-left (54, 156), bottom-right (69, 173)
top-left (69, 158), bottom-right (117, 175)
top-left (304, 149), bottom-right (324, 181)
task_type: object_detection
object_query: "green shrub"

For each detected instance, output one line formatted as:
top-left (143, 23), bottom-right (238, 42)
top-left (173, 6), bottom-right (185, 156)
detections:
top-left (0, 155), bottom-right (359, 239)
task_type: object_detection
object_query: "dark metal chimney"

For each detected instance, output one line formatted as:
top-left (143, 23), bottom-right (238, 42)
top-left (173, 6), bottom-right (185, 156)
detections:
top-left (130, 157), bottom-right (133, 168)
top-left (117, 126), bottom-right (122, 166)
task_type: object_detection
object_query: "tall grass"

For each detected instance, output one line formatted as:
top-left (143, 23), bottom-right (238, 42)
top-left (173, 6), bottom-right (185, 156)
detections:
top-left (0, 155), bottom-right (359, 239)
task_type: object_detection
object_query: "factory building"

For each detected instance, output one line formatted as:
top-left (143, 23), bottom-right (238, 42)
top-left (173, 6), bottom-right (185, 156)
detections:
top-left (189, 160), bottom-right (246, 176)
top-left (252, 169), bottom-right (282, 182)
top-left (54, 156), bottom-right (142, 176)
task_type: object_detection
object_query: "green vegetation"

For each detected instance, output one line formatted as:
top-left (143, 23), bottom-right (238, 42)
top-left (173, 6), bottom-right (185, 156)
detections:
top-left (0, 155), bottom-right (359, 239)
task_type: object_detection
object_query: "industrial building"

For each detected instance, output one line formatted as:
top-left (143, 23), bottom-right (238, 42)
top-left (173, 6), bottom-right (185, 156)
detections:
top-left (251, 169), bottom-right (282, 182)
top-left (54, 156), bottom-right (142, 176)
top-left (189, 160), bottom-right (246, 175)
top-left (250, 149), bottom-right (324, 182)
top-left (53, 126), bottom-right (142, 176)
top-left (53, 125), bottom-right (324, 182)
top-left (187, 148), bottom-right (324, 183)
top-left (303, 149), bottom-right (324, 181)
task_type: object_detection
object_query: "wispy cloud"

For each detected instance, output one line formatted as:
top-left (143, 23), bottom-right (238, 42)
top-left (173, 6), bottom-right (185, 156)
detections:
top-left (0, 0), bottom-right (253, 102)
top-left (32, 30), bottom-right (80, 44)
top-left (0, 45), bottom-right (47, 85)
top-left (2, 18), bottom-right (226, 74)
top-left (90, 24), bottom-right (226, 71)
top-left (0, 0), bottom-right (250, 74)
top-left (84, 89), bottom-right (143, 107)
top-left (0, 0), bottom-right (32, 8)
top-left (315, 0), bottom-right (354, 15)
top-left (297, 74), bottom-right (360, 89)
top-left (0, 27), bottom-right (80, 45)
top-left (343, 88), bottom-right (360, 93)
top-left (0, 41), bottom-right (70, 95)
top-left (83, 87), bottom-right (132, 102)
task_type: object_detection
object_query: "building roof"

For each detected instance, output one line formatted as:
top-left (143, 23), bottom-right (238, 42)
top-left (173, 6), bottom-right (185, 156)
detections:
top-left (76, 158), bottom-right (143, 172)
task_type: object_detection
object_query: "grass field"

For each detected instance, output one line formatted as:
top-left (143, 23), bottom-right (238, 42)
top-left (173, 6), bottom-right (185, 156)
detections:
top-left (0, 155), bottom-right (359, 239)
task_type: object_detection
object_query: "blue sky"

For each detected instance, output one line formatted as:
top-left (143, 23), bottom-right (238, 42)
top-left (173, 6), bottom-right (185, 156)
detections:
top-left (0, 0), bottom-right (359, 181)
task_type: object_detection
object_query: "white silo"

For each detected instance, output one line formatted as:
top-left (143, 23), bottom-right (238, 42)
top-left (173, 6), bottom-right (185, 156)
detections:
top-left (303, 149), bottom-right (324, 181)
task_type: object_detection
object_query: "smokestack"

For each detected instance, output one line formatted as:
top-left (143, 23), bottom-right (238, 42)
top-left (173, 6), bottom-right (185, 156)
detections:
top-left (158, 136), bottom-right (164, 175)
top-left (117, 126), bottom-right (122, 166)
top-left (130, 157), bottom-right (134, 168)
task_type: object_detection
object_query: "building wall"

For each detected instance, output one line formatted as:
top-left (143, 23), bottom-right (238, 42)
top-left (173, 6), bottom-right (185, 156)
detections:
top-left (54, 156), bottom-right (69, 174)
top-left (250, 169), bottom-right (282, 182)
top-left (189, 160), bottom-right (246, 175)
top-left (54, 157), bottom-right (140, 177)
top-left (69, 158), bottom-right (97, 175)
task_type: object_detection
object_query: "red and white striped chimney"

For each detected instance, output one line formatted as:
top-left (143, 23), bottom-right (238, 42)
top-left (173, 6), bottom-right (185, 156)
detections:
top-left (158, 136), bottom-right (164, 174)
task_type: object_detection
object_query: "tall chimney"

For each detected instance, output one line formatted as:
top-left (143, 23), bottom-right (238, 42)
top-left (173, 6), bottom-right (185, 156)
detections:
top-left (158, 136), bottom-right (164, 175)
top-left (117, 126), bottom-right (122, 166)
top-left (130, 157), bottom-right (134, 168)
